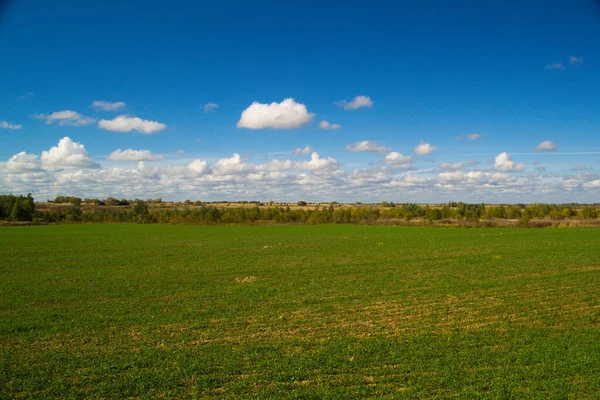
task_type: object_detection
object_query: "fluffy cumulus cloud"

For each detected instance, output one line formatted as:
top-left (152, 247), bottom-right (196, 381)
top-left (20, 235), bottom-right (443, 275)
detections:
top-left (438, 171), bottom-right (464, 182)
top-left (236, 98), bottom-right (314, 129)
top-left (36, 110), bottom-right (95, 126)
top-left (413, 141), bottom-right (437, 155)
top-left (212, 153), bottom-right (256, 175)
top-left (0, 121), bottom-right (22, 130)
top-left (292, 152), bottom-right (339, 172)
top-left (335, 95), bottom-right (373, 110)
top-left (187, 159), bottom-right (209, 175)
top-left (344, 140), bottom-right (389, 154)
top-left (293, 146), bottom-right (313, 155)
top-left (210, 152), bottom-right (339, 176)
top-left (5, 152), bottom-right (41, 172)
top-left (98, 115), bottom-right (167, 134)
top-left (318, 120), bottom-right (342, 130)
top-left (107, 149), bottom-right (164, 161)
top-left (204, 102), bottom-right (219, 112)
top-left (40, 137), bottom-right (99, 170)
top-left (583, 180), bottom-right (600, 188)
top-left (441, 171), bottom-right (516, 186)
top-left (383, 152), bottom-right (412, 167)
top-left (534, 140), bottom-right (557, 151)
top-left (92, 101), bottom-right (126, 111)
top-left (494, 152), bottom-right (526, 172)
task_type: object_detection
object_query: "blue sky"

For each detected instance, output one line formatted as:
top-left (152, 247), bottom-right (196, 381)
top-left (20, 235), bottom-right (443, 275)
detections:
top-left (1, 0), bottom-right (600, 202)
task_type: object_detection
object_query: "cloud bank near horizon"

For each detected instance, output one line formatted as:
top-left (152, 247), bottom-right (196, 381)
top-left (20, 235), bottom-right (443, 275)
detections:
top-left (1, 136), bottom-right (598, 203)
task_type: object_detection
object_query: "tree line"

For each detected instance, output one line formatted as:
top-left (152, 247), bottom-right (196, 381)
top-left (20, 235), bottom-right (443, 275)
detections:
top-left (2, 195), bottom-right (599, 224)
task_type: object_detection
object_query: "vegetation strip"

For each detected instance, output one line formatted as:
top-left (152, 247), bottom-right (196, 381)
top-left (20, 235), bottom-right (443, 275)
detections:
top-left (2, 194), bottom-right (600, 227)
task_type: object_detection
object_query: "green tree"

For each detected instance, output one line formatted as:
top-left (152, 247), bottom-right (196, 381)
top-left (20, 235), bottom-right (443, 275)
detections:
top-left (133, 201), bottom-right (149, 222)
top-left (2, 194), bottom-right (35, 221)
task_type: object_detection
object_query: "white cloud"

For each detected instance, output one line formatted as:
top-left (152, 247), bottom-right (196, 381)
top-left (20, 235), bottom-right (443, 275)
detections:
top-left (344, 140), bottom-right (389, 154)
top-left (435, 170), bottom-right (519, 186)
top-left (204, 102), bottom-right (219, 112)
top-left (98, 115), bottom-right (167, 134)
top-left (0, 121), bottom-right (22, 130)
top-left (335, 95), bottom-right (373, 110)
top-left (176, 150), bottom-right (185, 155)
top-left (266, 153), bottom-right (339, 173)
top-left (534, 140), bottom-right (557, 151)
top-left (5, 152), bottom-right (41, 172)
top-left (210, 152), bottom-right (340, 176)
top-left (440, 162), bottom-right (466, 171)
top-left (388, 173), bottom-right (430, 187)
top-left (347, 167), bottom-right (390, 185)
top-left (494, 152), bottom-right (525, 172)
top-left (36, 110), bottom-right (95, 126)
top-left (569, 56), bottom-right (583, 65)
top-left (6, 135), bottom-right (600, 203)
top-left (463, 171), bottom-right (490, 183)
top-left (92, 101), bottom-right (126, 111)
top-left (187, 159), bottom-right (210, 175)
top-left (40, 137), bottom-right (99, 170)
top-left (291, 152), bottom-right (339, 172)
top-left (545, 62), bottom-right (565, 70)
top-left (383, 151), bottom-right (412, 167)
top-left (583, 180), bottom-right (600, 188)
top-left (438, 171), bottom-right (464, 182)
top-left (212, 153), bottom-right (256, 175)
top-left (293, 146), bottom-right (313, 155)
top-left (319, 120), bottom-right (342, 130)
top-left (236, 98), bottom-right (314, 129)
top-left (413, 141), bottom-right (437, 155)
top-left (2, 171), bottom-right (51, 187)
top-left (107, 149), bottom-right (164, 161)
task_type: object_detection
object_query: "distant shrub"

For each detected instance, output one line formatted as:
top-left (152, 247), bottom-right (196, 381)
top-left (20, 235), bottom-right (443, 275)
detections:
top-left (581, 206), bottom-right (597, 219)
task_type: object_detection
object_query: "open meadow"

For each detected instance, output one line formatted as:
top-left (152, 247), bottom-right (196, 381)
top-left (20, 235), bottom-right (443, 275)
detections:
top-left (1, 225), bottom-right (600, 399)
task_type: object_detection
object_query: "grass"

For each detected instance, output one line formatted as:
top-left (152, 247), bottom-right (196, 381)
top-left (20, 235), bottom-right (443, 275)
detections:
top-left (1, 224), bottom-right (599, 399)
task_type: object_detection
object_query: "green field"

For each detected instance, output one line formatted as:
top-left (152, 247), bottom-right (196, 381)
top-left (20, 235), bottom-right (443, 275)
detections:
top-left (1, 225), bottom-right (600, 399)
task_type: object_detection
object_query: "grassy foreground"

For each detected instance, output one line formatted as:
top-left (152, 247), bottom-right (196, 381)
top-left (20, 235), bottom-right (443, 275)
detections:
top-left (1, 225), bottom-right (599, 399)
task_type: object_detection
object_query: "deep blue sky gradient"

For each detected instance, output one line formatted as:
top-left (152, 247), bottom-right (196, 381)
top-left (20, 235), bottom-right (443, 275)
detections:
top-left (1, 0), bottom-right (599, 201)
